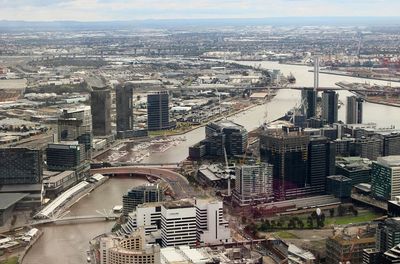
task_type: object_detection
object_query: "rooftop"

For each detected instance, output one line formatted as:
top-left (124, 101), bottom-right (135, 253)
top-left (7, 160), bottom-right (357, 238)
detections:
top-left (0, 193), bottom-right (28, 210)
top-left (163, 200), bottom-right (194, 209)
top-left (377, 156), bottom-right (400, 167)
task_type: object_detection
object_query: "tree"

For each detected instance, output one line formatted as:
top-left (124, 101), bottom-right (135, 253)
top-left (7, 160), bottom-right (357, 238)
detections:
top-left (338, 205), bottom-right (346, 217)
top-left (353, 209), bottom-right (359, 216)
top-left (298, 220), bottom-right (305, 229)
top-left (307, 216), bottom-right (313, 228)
top-left (329, 208), bottom-right (335, 217)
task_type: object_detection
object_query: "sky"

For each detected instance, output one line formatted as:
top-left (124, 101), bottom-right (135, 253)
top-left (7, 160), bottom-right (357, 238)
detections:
top-left (0, 0), bottom-right (398, 21)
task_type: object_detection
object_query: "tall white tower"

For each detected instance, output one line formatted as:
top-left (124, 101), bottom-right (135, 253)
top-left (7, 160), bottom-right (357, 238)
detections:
top-left (314, 56), bottom-right (320, 92)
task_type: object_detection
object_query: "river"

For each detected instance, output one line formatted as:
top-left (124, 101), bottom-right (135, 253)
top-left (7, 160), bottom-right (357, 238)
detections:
top-left (23, 61), bottom-right (400, 264)
top-left (23, 177), bottom-right (148, 264)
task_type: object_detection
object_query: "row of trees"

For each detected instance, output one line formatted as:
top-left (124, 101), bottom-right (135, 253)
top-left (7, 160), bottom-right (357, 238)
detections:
top-left (247, 211), bottom-right (327, 233)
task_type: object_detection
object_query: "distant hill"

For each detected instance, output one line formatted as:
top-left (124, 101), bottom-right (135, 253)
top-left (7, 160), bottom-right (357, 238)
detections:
top-left (1, 17), bottom-right (400, 32)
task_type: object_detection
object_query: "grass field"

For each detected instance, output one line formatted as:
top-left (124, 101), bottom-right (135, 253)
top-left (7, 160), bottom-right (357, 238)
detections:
top-left (274, 231), bottom-right (299, 239)
top-left (0, 256), bottom-right (19, 264)
top-left (325, 211), bottom-right (381, 226)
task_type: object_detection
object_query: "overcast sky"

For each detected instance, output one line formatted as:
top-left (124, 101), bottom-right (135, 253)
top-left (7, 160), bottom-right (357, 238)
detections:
top-left (0, 0), bottom-right (398, 21)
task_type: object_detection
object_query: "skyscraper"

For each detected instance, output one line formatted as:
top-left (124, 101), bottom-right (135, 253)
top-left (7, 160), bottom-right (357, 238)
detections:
top-left (260, 127), bottom-right (310, 200)
top-left (116, 84), bottom-right (134, 132)
top-left (346, 96), bottom-right (363, 124)
top-left (0, 148), bottom-right (43, 185)
top-left (307, 136), bottom-right (336, 193)
top-left (302, 88), bottom-right (317, 119)
top-left (91, 86), bottom-right (111, 136)
top-left (322, 90), bottom-right (338, 124)
top-left (147, 91), bottom-right (170, 131)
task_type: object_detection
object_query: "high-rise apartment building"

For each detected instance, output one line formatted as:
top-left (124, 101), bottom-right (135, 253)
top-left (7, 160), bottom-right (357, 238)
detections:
top-left (122, 184), bottom-right (164, 216)
top-left (233, 163), bottom-right (273, 205)
top-left (346, 96), bottom-right (363, 124)
top-left (321, 90), bottom-right (338, 124)
top-left (194, 198), bottom-right (231, 245)
top-left (116, 84), bottom-right (134, 132)
top-left (91, 87), bottom-right (112, 136)
top-left (147, 91), bottom-right (170, 131)
top-left (371, 156), bottom-right (400, 200)
top-left (0, 148), bottom-right (43, 184)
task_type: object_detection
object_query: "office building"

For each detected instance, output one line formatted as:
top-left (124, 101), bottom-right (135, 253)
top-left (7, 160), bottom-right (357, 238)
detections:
top-left (194, 198), bottom-right (231, 245)
top-left (122, 184), bottom-right (164, 216)
top-left (99, 228), bottom-right (160, 264)
top-left (120, 199), bottom-right (231, 247)
top-left (116, 84), bottom-right (134, 132)
top-left (322, 91), bottom-right (338, 124)
top-left (307, 136), bottom-right (336, 193)
top-left (346, 96), bottom-right (363, 124)
top-left (160, 201), bottom-right (197, 247)
top-left (352, 137), bottom-right (382, 161)
top-left (147, 91), bottom-right (170, 131)
top-left (371, 156), bottom-right (400, 200)
top-left (58, 106), bottom-right (92, 156)
top-left (336, 157), bottom-right (372, 185)
top-left (382, 132), bottom-right (400, 156)
top-left (91, 87), bottom-right (112, 136)
top-left (326, 175), bottom-right (352, 198)
top-left (46, 141), bottom-right (85, 171)
top-left (0, 148), bottom-right (43, 185)
top-left (233, 163), bottom-right (273, 206)
top-left (121, 201), bottom-right (197, 247)
top-left (334, 137), bottom-right (355, 157)
top-left (302, 88), bottom-right (317, 119)
top-left (376, 218), bottom-right (400, 253)
top-left (326, 234), bottom-right (375, 264)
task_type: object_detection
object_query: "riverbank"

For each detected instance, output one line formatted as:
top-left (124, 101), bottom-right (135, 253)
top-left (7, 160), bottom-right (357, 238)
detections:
top-left (18, 230), bottom-right (43, 264)
top-left (335, 82), bottom-right (400, 108)
top-left (310, 69), bottom-right (400, 84)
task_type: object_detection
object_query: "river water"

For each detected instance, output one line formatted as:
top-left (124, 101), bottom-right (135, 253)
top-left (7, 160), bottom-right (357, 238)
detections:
top-left (23, 177), bottom-right (148, 264)
top-left (23, 61), bottom-right (400, 264)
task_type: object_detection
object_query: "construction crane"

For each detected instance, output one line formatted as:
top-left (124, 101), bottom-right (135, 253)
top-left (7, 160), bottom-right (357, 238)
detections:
top-left (340, 228), bottom-right (364, 264)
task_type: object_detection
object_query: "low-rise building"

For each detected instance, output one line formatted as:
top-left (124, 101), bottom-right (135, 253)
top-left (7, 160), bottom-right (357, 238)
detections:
top-left (99, 228), bottom-right (160, 264)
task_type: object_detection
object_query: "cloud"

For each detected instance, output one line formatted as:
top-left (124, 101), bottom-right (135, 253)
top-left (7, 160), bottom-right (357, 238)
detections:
top-left (0, 0), bottom-right (399, 21)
